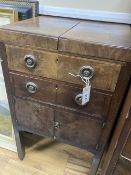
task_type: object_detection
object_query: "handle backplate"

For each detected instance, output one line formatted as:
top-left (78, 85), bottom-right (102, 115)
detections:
top-left (75, 93), bottom-right (88, 106)
top-left (24, 55), bottom-right (37, 69)
top-left (26, 82), bottom-right (37, 94)
top-left (79, 66), bottom-right (94, 80)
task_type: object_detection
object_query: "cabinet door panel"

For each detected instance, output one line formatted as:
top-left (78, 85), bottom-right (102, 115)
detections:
top-left (55, 110), bottom-right (103, 153)
top-left (15, 98), bottom-right (54, 137)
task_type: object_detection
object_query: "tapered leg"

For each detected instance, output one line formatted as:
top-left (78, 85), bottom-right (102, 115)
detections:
top-left (89, 152), bottom-right (103, 175)
top-left (14, 130), bottom-right (25, 160)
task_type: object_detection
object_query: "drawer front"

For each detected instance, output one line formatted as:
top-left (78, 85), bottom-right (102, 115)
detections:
top-left (55, 110), bottom-right (104, 153)
top-left (57, 82), bottom-right (112, 120)
top-left (6, 45), bottom-right (58, 79)
top-left (6, 45), bottom-right (121, 92)
top-left (10, 73), bottom-right (56, 104)
top-left (10, 73), bottom-right (112, 120)
top-left (57, 55), bottom-right (121, 91)
top-left (15, 98), bottom-right (54, 137)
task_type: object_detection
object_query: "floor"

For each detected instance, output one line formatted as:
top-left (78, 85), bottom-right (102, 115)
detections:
top-left (0, 133), bottom-right (97, 175)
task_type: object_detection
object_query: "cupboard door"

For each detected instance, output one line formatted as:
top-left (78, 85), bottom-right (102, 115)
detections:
top-left (55, 110), bottom-right (104, 153)
top-left (15, 98), bottom-right (54, 137)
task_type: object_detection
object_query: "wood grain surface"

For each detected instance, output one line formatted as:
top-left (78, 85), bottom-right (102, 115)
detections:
top-left (0, 16), bottom-right (130, 61)
top-left (0, 16), bottom-right (79, 37)
top-left (56, 81), bottom-right (112, 120)
top-left (0, 16), bottom-right (130, 175)
top-left (10, 72), bottom-right (112, 120)
top-left (6, 45), bottom-right (58, 80)
top-left (13, 96), bottom-right (106, 155)
top-left (57, 54), bottom-right (121, 91)
top-left (59, 21), bottom-right (131, 62)
top-left (10, 73), bottom-right (57, 105)
top-left (0, 16), bottom-right (79, 50)
top-left (6, 45), bottom-right (122, 92)
top-left (55, 109), bottom-right (103, 154)
top-left (15, 98), bottom-right (54, 138)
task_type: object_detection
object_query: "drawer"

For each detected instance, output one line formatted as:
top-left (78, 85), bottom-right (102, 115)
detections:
top-left (10, 73), bottom-right (112, 120)
top-left (15, 98), bottom-right (54, 137)
top-left (6, 45), bottom-right (58, 79)
top-left (10, 73), bottom-right (56, 105)
top-left (57, 82), bottom-right (112, 120)
top-left (57, 55), bottom-right (121, 91)
top-left (6, 45), bottom-right (121, 93)
top-left (55, 110), bottom-right (104, 153)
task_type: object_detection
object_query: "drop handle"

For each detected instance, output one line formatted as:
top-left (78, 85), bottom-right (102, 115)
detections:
top-left (69, 66), bottom-right (94, 83)
top-left (75, 94), bottom-right (88, 106)
top-left (26, 82), bottom-right (38, 94)
top-left (24, 55), bottom-right (37, 69)
top-left (69, 66), bottom-right (94, 106)
top-left (54, 122), bottom-right (60, 129)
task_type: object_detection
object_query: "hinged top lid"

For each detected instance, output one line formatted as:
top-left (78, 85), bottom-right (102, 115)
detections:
top-left (0, 16), bottom-right (79, 51)
top-left (59, 21), bottom-right (131, 62)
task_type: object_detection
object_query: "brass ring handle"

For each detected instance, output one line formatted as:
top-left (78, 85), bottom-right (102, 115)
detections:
top-left (75, 94), bottom-right (88, 106)
top-left (79, 66), bottom-right (94, 80)
top-left (24, 55), bottom-right (37, 69)
top-left (26, 82), bottom-right (37, 94)
top-left (54, 122), bottom-right (60, 129)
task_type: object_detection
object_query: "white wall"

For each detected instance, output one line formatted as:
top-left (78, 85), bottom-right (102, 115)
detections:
top-left (39, 0), bottom-right (131, 13)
